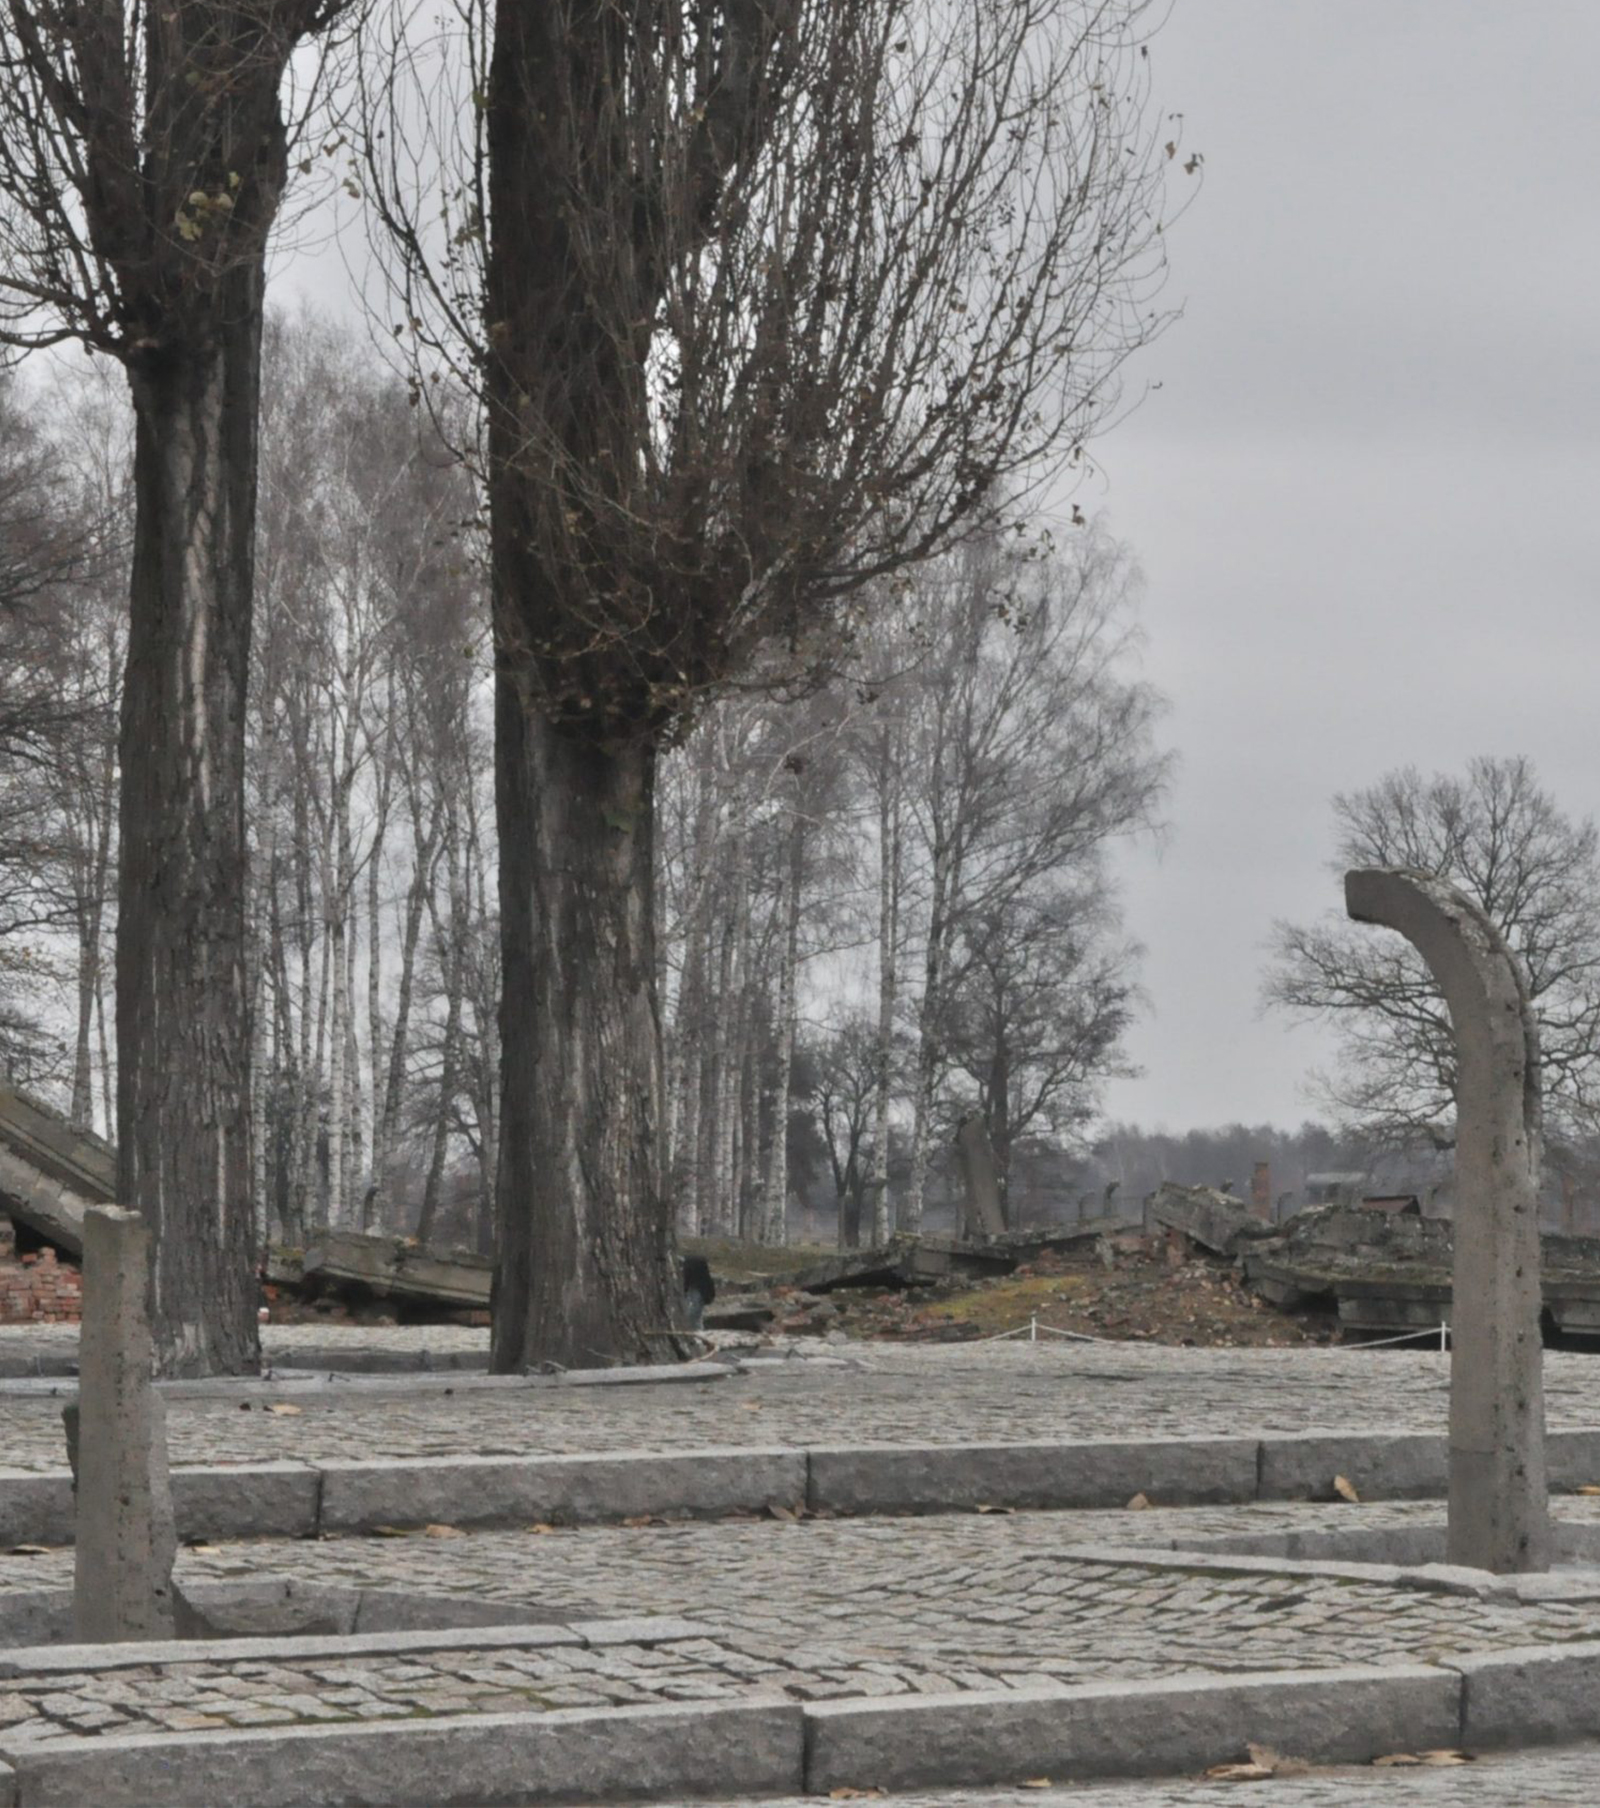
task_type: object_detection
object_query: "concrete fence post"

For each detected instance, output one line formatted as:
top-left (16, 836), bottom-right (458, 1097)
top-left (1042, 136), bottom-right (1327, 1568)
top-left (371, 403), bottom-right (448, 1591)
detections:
top-left (71, 1205), bottom-right (179, 1638)
top-left (1345, 867), bottom-right (1550, 1573)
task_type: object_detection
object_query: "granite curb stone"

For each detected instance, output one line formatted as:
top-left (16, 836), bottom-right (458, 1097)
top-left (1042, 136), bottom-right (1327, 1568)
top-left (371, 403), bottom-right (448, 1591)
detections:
top-left (8, 1426), bottom-right (1600, 1547)
top-left (317, 1446), bottom-right (807, 1530)
top-left (1, 1699), bottom-right (804, 1808)
top-left (805, 1436), bottom-right (1259, 1514)
top-left (1449, 1641), bottom-right (1600, 1748)
top-left (803, 1665), bottom-right (1461, 1793)
top-left (0, 1613), bottom-right (707, 1678)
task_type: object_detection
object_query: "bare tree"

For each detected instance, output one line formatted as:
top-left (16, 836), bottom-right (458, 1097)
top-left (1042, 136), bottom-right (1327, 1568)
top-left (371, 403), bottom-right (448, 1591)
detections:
top-left (365, 0), bottom-right (1190, 1364)
top-left (943, 876), bottom-right (1139, 1215)
top-left (887, 527), bottom-right (1168, 1229)
top-left (0, 0), bottom-right (355, 1371)
top-left (1265, 756), bottom-right (1600, 1147)
top-left (248, 315), bottom-right (489, 1245)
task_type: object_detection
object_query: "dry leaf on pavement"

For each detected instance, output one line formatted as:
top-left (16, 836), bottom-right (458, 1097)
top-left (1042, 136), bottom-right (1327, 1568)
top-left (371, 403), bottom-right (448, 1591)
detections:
top-left (1333, 1473), bottom-right (1360, 1502)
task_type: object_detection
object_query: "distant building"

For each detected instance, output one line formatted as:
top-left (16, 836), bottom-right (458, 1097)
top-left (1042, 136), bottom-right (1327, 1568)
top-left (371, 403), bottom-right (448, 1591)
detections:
top-left (1305, 1171), bottom-right (1366, 1207)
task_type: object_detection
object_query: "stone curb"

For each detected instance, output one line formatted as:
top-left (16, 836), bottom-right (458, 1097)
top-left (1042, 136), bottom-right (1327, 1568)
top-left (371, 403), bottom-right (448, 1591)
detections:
top-left (6, 1425), bottom-right (1600, 1545)
top-left (12, 1647), bottom-right (1600, 1806)
top-left (805, 1664), bottom-right (1460, 1792)
top-left (1446, 1640), bottom-right (1600, 1747)
top-left (317, 1445), bottom-right (806, 1531)
top-left (0, 1613), bottom-right (708, 1679)
top-left (0, 1699), bottom-right (802, 1808)
top-left (806, 1436), bottom-right (1259, 1514)
top-left (0, 1361), bottom-right (733, 1402)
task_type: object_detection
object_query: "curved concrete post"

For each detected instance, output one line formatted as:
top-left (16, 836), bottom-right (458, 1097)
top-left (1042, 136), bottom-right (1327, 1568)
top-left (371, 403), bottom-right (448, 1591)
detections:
top-left (1345, 867), bottom-right (1549, 1573)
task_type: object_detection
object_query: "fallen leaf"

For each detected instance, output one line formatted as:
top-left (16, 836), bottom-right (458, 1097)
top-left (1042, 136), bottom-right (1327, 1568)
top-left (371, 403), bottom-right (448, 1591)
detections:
top-left (827, 1789), bottom-right (885, 1800)
top-left (1576, 1484), bottom-right (1600, 1496)
top-left (265, 1402), bottom-right (303, 1416)
top-left (975, 1503), bottom-right (1014, 1515)
top-left (741, 1401), bottom-right (764, 1411)
top-left (1018, 1780), bottom-right (1053, 1790)
top-left (1125, 1492), bottom-right (1151, 1511)
top-left (369, 1525), bottom-right (412, 1538)
top-left (423, 1523), bottom-right (465, 1539)
top-left (1373, 1754), bottom-right (1422, 1767)
top-left (1417, 1751), bottom-right (1473, 1766)
top-left (765, 1503), bottom-right (798, 1521)
top-left (1204, 1762), bottom-right (1274, 1781)
top-left (184, 1542), bottom-right (222, 1554)
top-left (527, 1523), bottom-right (559, 1535)
top-left (1333, 1473), bottom-right (1360, 1503)
top-left (1246, 1742), bottom-right (1310, 1777)
top-left (7, 1544), bottom-right (50, 1556)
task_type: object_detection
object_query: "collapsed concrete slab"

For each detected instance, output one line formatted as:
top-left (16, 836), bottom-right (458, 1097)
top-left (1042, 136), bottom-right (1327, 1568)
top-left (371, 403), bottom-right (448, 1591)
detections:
top-left (0, 1083), bottom-right (116, 1259)
top-left (1145, 1183), bottom-right (1279, 1258)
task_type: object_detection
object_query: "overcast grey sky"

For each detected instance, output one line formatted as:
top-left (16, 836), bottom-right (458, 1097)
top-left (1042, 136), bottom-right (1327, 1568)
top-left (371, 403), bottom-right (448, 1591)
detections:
top-left (1086, 1), bottom-right (1600, 1132)
top-left (277, 1), bottom-right (1600, 1137)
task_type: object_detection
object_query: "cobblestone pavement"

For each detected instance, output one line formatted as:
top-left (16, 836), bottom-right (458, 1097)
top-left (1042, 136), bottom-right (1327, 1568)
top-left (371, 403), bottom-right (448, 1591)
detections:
top-left (8, 1507), bottom-right (1600, 1744)
top-left (639, 1742), bottom-right (1600, 1807)
top-left (3, 1530), bottom-right (1600, 1746)
top-left (6, 1339), bottom-right (1600, 1473)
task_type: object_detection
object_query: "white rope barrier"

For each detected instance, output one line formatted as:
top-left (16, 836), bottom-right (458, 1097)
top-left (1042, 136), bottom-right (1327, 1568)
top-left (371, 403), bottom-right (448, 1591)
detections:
top-left (976, 1313), bottom-right (1452, 1351)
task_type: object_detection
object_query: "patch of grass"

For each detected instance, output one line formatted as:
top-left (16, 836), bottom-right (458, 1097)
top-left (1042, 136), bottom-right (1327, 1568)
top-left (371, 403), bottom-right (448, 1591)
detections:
top-left (915, 1273), bottom-right (1088, 1333)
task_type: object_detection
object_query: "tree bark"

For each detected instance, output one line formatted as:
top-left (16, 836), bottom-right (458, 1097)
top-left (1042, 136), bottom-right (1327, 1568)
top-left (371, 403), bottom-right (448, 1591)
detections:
top-left (118, 307), bottom-right (263, 1377)
top-left (492, 694), bottom-right (681, 1370)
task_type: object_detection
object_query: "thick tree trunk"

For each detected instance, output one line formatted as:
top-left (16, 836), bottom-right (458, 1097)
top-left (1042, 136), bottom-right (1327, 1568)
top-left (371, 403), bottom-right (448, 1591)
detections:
top-left (492, 695), bottom-right (681, 1370)
top-left (119, 311), bottom-right (263, 1377)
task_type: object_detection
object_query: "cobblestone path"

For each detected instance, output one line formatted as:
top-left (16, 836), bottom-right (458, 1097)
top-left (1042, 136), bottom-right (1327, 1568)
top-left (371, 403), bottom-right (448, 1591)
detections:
top-left (5, 1339), bottom-right (1600, 1473)
top-left (11, 1496), bottom-right (1600, 1752)
top-left (2, 1530), bottom-right (1600, 1747)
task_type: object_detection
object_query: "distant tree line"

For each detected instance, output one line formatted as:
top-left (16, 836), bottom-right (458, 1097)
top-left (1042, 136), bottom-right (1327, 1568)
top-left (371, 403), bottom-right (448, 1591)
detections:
top-left (0, 316), bottom-right (1172, 1255)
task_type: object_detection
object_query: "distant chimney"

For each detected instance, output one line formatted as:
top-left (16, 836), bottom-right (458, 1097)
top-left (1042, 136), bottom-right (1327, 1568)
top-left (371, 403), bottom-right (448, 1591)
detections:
top-left (1251, 1161), bottom-right (1272, 1222)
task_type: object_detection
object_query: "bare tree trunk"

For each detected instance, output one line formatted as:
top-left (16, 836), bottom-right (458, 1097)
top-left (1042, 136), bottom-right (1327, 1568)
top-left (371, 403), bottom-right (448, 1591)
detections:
top-left (325, 789), bottom-right (348, 1230)
top-left (363, 833), bottom-right (384, 1223)
top-left (118, 316), bottom-right (263, 1376)
top-left (417, 801), bottom-right (463, 1246)
top-left (904, 832), bottom-right (954, 1235)
top-left (467, 793), bottom-right (499, 1257)
top-left (871, 729), bottom-right (901, 1245)
top-left (667, 753), bottom-right (716, 1235)
top-left (368, 795), bottom-right (439, 1229)
top-left (761, 812), bottom-right (804, 1244)
top-left (95, 946), bottom-right (113, 1139)
top-left (70, 920), bottom-right (98, 1129)
top-left (492, 697), bottom-right (680, 1371)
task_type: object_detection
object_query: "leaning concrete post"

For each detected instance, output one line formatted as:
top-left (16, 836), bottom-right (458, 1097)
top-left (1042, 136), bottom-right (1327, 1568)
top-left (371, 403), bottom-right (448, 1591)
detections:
top-left (72, 1205), bottom-right (179, 1639)
top-left (1345, 868), bottom-right (1550, 1573)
